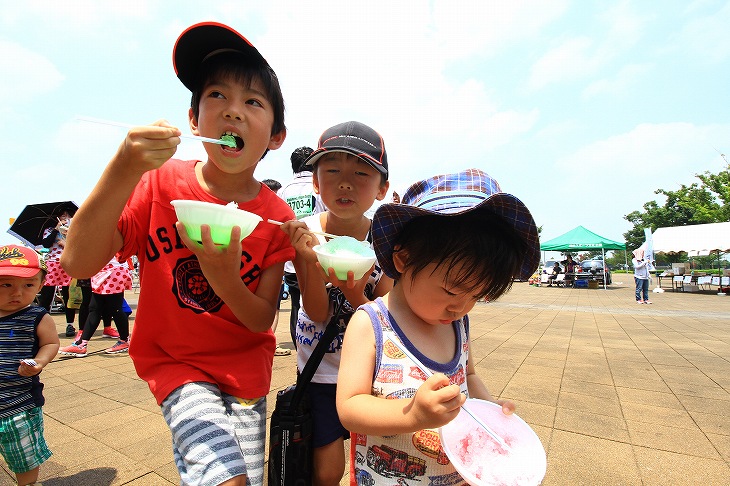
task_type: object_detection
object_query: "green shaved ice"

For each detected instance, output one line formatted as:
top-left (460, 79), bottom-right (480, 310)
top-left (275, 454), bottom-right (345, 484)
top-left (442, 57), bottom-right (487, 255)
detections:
top-left (320, 236), bottom-right (374, 257)
top-left (220, 134), bottom-right (237, 148)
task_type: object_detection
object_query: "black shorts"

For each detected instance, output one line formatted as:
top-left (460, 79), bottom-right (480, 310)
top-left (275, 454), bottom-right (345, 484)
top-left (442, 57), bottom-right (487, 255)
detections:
top-left (305, 382), bottom-right (349, 447)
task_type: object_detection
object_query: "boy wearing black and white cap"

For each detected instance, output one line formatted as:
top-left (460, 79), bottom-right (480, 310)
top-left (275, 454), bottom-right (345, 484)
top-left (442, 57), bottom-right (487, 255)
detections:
top-left (62, 22), bottom-right (294, 485)
top-left (279, 121), bottom-right (393, 485)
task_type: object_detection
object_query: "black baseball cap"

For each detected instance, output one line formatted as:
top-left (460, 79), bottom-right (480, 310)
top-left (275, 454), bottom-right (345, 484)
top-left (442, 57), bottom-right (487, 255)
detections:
top-left (305, 121), bottom-right (389, 180)
top-left (173, 22), bottom-right (270, 92)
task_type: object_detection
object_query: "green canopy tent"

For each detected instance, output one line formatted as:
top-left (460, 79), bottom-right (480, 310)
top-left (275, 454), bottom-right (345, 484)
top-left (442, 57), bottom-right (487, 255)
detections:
top-left (540, 225), bottom-right (627, 289)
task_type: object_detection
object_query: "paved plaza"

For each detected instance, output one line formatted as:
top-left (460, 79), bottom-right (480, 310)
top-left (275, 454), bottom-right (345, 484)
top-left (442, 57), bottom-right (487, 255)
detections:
top-left (2, 277), bottom-right (729, 485)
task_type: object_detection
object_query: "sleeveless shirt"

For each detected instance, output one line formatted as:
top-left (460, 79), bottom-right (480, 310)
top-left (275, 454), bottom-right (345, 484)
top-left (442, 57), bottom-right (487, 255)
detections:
top-left (350, 298), bottom-right (470, 485)
top-left (0, 306), bottom-right (46, 418)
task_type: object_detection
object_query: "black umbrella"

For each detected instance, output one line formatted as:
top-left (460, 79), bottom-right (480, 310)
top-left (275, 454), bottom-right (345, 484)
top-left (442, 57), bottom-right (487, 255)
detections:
top-left (7, 201), bottom-right (79, 247)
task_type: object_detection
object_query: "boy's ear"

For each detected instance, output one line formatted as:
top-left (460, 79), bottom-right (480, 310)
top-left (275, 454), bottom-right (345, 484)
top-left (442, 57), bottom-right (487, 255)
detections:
top-left (268, 128), bottom-right (286, 150)
top-left (188, 108), bottom-right (199, 135)
top-left (392, 246), bottom-right (407, 273)
top-left (375, 180), bottom-right (390, 201)
top-left (312, 169), bottom-right (321, 194)
top-left (36, 273), bottom-right (46, 292)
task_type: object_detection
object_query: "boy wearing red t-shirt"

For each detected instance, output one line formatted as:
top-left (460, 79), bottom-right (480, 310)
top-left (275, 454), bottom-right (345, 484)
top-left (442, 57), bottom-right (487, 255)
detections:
top-left (61, 22), bottom-right (294, 486)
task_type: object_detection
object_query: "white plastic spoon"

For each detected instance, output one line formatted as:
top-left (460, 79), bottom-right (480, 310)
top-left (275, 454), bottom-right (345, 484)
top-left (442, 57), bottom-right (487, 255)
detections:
top-left (76, 116), bottom-right (237, 147)
top-left (266, 219), bottom-right (339, 240)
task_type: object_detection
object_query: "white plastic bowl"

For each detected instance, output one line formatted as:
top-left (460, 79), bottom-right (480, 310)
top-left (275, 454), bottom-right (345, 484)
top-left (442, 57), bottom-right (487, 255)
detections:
top-left (171, 200), bottom-right (262, 245)
top-left (312, 237), bottom-right (376, 280)
top-left (439, 399), bottom-right (546, 486)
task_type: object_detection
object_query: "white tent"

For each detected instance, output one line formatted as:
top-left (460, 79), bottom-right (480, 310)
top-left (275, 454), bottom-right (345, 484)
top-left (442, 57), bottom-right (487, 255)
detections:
top-left (652, 222), bottom-right (730, 256)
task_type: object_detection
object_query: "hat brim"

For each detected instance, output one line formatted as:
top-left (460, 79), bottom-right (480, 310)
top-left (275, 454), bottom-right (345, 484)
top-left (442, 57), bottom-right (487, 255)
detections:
top-left (305, 148), bottom-right (389, 177)
top-left (173, 22), bottom-right (268, 92)
top-left (0, 267), bottom-right (42, 278)
top-left (373, 193), bottom-right (540, 280)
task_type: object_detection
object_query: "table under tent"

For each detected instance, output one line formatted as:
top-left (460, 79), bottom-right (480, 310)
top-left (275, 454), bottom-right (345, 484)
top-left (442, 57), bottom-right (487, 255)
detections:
top-left (539, 225), bottom-right (626, 290)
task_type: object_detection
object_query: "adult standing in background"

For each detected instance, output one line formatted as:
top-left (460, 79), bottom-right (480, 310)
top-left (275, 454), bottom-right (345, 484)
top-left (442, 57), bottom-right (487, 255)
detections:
top-left (562, 254), bottom-right (577, 273)
top-left (632, 247), bottom-right (652, 304)
top-left (562, 254), bottom-right (577, 287)
top-left (36, 207), bottom-right (119, 341)
top-left (59, 255), bottom-right (132, 357)
top-left (277, 146), bottom-right (326, 349)
top-left (36, 208), bottom-right (79, 337)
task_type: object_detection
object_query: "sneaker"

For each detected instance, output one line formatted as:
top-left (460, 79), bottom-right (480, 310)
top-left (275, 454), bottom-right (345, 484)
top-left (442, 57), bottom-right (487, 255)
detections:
top-left (104, 339), bottom-right (129, 354)
top-left (274, 345), bottom-right (292, 356)
top-left (60, 342), bottom-right (87, 357)
top-left (102, 327), bottom-right (120, 339)
top-left (65, 324), bottom-right (76, 337)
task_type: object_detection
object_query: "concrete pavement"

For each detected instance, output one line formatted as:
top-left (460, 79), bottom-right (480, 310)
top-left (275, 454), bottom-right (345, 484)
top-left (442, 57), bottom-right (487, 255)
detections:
top-left (2, 277), bottom-right (729, 485)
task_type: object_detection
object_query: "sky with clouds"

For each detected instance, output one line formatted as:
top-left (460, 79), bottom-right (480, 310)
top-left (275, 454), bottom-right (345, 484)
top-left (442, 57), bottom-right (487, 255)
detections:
top-left (2, 0), bottom-right (729, 252)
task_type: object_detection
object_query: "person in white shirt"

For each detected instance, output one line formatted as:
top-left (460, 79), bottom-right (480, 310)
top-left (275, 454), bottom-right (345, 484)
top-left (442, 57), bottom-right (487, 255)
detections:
top-left (632, 247), bottom-right (652, 304)
top-left (277, 147), bottom-right (326, 349)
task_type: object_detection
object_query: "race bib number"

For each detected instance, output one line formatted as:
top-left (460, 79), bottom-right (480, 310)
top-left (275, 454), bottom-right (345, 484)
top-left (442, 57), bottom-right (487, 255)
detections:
top-left (286, 194), bottom-right (315, 219)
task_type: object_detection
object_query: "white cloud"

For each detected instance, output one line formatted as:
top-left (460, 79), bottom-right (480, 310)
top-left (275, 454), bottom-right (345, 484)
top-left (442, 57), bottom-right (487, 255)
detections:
top-left (598, 0), bottom-right (646, 51)
top-left (527, 2), bottom-right (648, 92)
top-left (558, 122), bottom-right (730, 192)
top-left (676, 1), bottom-right (730, 63)
top-left (528, 37), bottom-right (598, 90)
top-left (10, 0), bottom-right (151, 27)
top-left (527, 122), bottom-right (730, 241)
top-left (239, 1), bottom-right (543, 188)
top-left (582, 63), bottom-right (651, 99)
top-left (0, 41), bottom-right (64, 105)
top-left (431, 0), bottom-right (569, 60)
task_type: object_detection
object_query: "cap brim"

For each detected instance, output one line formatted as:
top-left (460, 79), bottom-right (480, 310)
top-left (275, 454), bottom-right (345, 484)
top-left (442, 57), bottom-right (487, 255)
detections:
top-left (305, 148), bottom-right (388, 176)
top-left (173, 22), bottom-right (268, 92)
top-left (373, 194), bottom-right (540, 280)
top-left (0, 267), bottom-right (41, 278)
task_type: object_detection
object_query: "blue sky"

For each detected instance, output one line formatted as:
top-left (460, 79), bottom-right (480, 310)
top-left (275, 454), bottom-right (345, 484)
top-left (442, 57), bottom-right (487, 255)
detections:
top-left (2, 1), bottom-right (729, 251)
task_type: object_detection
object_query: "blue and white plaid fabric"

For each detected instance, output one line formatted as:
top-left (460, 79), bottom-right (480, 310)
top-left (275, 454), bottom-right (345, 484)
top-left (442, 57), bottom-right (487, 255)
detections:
top-left (372, 168), bottom-right (540, 280)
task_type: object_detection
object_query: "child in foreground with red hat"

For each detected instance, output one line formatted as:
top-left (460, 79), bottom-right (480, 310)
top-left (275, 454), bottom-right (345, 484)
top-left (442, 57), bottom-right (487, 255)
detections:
top-left (336, 169), bottom-right (540, 484)
top-left (0, 245), bottom-right (60, 486)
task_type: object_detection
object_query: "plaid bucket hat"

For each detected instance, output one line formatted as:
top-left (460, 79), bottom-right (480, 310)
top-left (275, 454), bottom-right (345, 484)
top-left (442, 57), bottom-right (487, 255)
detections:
top-left (372, 169), bottom-right (540, 280)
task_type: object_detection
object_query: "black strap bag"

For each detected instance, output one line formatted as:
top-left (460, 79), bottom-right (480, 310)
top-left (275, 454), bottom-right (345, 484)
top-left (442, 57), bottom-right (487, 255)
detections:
top-left (268, 300), bottom-right (344, 486)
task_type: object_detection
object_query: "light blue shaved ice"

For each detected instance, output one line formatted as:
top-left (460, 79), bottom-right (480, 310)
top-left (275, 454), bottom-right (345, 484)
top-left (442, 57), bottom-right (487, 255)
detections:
top-left (320, 236), bottom-right (374, 257)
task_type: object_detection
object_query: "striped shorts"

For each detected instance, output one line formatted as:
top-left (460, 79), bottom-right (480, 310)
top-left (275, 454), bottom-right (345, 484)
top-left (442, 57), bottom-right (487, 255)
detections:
top-left (161, 382), bottom-right (266, 486)
top-left (0, 407), bottom-right (52, 474)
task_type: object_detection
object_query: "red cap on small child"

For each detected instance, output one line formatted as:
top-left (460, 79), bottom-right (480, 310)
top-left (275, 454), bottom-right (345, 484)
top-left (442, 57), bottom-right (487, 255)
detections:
top-left (0, 245), bottom-right (47, 277)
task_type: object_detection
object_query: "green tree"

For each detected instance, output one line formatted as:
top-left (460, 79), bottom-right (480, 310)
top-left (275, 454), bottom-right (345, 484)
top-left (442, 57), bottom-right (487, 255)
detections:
top-left (696, 167), bottom-right (730, 221)
top-left (606, 250), bottom-right (629, 270)
top-left (623, 162), bottom-right (730, 264)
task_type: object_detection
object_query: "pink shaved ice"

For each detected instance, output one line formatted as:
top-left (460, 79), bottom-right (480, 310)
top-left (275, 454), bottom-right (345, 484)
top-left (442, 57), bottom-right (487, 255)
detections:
top-left (439, 399), bottom-right (546, 486)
